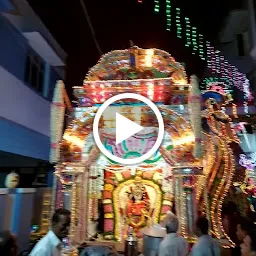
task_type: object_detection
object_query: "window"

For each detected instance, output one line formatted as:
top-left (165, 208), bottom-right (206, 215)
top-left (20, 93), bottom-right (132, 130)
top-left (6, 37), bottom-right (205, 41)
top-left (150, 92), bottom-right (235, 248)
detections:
top-left (24, 51), bottom-right (45, 93)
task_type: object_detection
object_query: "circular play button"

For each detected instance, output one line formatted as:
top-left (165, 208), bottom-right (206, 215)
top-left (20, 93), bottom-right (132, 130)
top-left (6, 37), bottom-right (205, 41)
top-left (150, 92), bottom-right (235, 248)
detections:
top-left (93, 93), bottom-right (164, 165)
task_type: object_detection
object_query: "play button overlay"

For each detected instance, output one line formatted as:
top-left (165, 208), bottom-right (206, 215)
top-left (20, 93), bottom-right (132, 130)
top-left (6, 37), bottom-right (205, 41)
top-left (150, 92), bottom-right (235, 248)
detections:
top-left (115, 113), bottom-right (144, 145)
top-left (93, 93), bottom-right (164, 165)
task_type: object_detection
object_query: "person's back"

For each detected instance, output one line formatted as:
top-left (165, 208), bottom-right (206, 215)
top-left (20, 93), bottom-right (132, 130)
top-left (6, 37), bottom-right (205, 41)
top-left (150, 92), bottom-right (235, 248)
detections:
top-left (159, 233), bottom-right (188, 256)
top-left (191, 234), bottom-right (220, 256)
top-left (232, 217), bottom-right (252, 256)
top-left (30, 208), bottom-right (70, 256)
top-left (191, 217), bottom-right (220, 256)
top-left (159, 213), bottom-right (188, 256)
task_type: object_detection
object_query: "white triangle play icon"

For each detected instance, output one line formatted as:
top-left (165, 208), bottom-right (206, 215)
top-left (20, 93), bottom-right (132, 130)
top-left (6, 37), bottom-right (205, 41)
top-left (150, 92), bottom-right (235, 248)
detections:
top-left (115, 113), bottom-right (144, 145)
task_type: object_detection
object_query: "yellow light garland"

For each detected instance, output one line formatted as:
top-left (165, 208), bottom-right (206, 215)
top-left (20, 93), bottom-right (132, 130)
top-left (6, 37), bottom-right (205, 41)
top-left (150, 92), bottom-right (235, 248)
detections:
top-left (70, 178), bottom-right (77, 243)
top-left (84, 47), bottom-right (187, 82)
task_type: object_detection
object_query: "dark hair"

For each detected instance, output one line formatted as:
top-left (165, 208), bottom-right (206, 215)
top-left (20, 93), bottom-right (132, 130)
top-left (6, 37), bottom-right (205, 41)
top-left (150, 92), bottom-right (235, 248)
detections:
top-left (165, 215), bottom-right (179, 234)
top-left (237, 217), bottom-right (251, 233)
top-left (52, 208), bottom-right (71, 224)
top-left (222, 201), bottom-right (238, 216)
top-left (196, 217), bottom-right (209, 235)
top-left (0, 230), bottom-right (16, 256)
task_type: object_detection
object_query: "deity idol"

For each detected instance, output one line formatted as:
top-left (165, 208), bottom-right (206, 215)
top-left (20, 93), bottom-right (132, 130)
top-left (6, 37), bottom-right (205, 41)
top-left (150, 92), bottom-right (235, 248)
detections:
top-left (125, 176), bottom-right (152, 237)
top-left (202, 90), bottom-right (239, 143)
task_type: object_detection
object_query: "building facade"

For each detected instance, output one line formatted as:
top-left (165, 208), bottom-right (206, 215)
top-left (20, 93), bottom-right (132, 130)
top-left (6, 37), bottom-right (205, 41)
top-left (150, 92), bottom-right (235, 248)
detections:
top-left (217, 1), bottom-right (256, 186)
top-left (0, 0), bottom-right (66, 185)
top-left (218, 0), bottom-right (256, 104)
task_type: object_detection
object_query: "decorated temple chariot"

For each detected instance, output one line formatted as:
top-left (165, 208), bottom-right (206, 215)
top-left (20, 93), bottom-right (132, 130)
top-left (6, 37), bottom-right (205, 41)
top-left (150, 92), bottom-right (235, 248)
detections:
top-left (48, 46), bottom-right (241, 250)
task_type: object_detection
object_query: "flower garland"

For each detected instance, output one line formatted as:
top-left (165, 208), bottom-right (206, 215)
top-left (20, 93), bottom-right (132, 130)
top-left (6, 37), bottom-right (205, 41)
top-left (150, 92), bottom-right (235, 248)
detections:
top-left (50, 80), bottom-right (66, 163)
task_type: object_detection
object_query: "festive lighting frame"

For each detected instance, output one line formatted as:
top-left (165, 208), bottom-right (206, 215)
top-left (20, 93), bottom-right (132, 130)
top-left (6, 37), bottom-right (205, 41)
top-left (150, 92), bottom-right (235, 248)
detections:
top-left (151, 0), bottom-right (252, 109)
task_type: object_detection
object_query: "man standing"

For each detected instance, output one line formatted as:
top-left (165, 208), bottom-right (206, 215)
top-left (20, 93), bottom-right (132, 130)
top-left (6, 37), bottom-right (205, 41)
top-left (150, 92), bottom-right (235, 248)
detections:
top-left (233, 217), bottom-right (251, 256)
top-left (159, 213), bottom-right (189, 256)
top-left (30, 208), bottom-right (71, 256)
top-left (191, 217), bottom-right (220, 256)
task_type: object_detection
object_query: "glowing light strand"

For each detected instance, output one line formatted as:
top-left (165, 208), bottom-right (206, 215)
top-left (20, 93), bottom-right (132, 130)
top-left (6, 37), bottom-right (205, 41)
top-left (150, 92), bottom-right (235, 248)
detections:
top-left (198, 34), bottom-right (205, 60)
top-left (201, 77), bottom-right (232, 92)
top-left (185, 17), bottom-right (191, 47)
top-left (149, 1), bottom-right (253, 102)
top-left (191, 26), bottom-right (197, 54)
top-left (166, 0), bottom-right (171, 31)
top-left (176, 7), bottom-right (181, 37)
top-left (154, 0), bottom-right (160, 12)
top-left (206, 43), bottom-right (252, 102)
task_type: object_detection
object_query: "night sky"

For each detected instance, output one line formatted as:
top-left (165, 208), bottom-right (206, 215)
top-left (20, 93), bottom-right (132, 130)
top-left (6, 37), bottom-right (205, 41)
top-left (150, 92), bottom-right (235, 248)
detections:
top-left (27, 0), bottom-right (235, 96)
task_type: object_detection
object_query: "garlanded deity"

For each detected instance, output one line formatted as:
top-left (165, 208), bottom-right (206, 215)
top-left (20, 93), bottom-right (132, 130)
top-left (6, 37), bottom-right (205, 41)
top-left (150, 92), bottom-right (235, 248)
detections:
top-left (124, 176), bottom-right (152, 237)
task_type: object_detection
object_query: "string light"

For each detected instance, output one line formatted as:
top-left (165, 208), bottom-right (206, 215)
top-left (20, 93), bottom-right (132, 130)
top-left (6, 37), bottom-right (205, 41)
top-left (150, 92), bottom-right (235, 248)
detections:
top-left (176, 8), bottom-right (181, 37)
top-left (56, 179), bottom-right (64, 208)
top-left (232, 104), bottom-right (238, 118)
top-left (206, 43), bottom-right (252, 100)
top-left (154, 0), bottom-right (160, 13)
top-left (185, 17), bottom-right (191, 47)
top-left (200, 77), bottom-right (232, 92)
top-left (198, 34), bottom-right (205, 60)
top-left (191, 26), bottom-right (197, 54)
top-left (220, 55), bottom-right (225, 75)
top-left (70, 178), bottom-right (77, 242)
top-left (148, 2), bottom-right (253, 105)
top-left (215, 52), bottom-right (220, 73)
top-left (165, 0), bottom-right (171, 31)
top-left (31, 192), bottom-right (51, 240)
top-left (77, 171), bottom-right (87, 242)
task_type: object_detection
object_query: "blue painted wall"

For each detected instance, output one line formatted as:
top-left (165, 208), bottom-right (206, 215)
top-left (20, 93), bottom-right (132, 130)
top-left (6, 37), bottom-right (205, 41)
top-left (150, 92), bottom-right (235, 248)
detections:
top-left (0, 15), bottom-right (28, 81)
top-left (0, 14), bottom-right (65, 161)
top-left (0, 14), bottom-right (62, 102)
top-left (0, 117), bottom-right (50, 161)
top-left (0, 0), bottom-right (15, 12)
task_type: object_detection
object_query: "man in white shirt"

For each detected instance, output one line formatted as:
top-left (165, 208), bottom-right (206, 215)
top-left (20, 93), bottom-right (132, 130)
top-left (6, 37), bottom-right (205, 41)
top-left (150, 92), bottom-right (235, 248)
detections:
top-left (191, 217), bottom-right (220, 256)
top-left (30, 208), bottom-right (71, 256)
top-left (159, 213), bottom-right (189, 256)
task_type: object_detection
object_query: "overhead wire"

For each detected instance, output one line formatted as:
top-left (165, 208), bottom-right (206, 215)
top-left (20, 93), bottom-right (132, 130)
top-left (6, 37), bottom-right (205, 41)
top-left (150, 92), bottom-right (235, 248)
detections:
top-left (79, 0), bottom-right (103, 56)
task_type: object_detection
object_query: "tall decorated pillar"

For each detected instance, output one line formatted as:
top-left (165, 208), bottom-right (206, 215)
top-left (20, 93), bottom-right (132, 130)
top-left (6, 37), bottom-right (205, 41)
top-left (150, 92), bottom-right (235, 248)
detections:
top-left (173, 166), bottom-right (204, 242)
top-left (172, 74), bottom-right (205, 242)
top-left (53, 164), bottom-right (92, 244)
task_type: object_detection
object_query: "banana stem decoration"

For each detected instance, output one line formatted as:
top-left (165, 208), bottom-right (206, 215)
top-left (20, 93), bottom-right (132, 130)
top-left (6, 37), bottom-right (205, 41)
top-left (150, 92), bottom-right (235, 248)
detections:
top-left (188, 75), bottom-right (203, 159)
top-left (50, 80), bottom-right (66, 163)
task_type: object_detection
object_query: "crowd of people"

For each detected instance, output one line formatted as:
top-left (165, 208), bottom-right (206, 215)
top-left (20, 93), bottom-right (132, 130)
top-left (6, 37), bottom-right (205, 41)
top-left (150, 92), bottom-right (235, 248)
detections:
top-left (1, 207), bottom-right (256, 255)
top-left (159, 212), bottom-right (256, 256)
